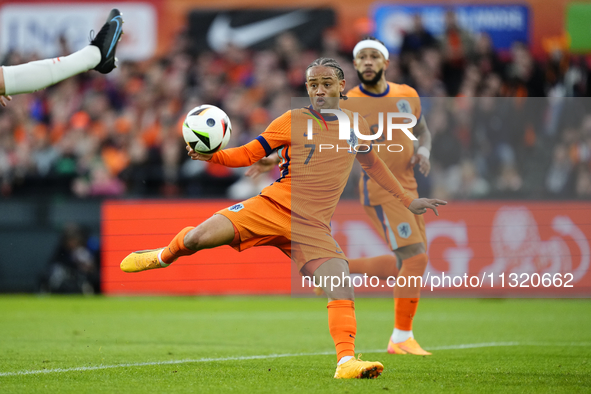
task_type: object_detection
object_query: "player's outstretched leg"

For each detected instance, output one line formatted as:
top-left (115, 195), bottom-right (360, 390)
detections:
top-left (120, 215), bottom-right (235, 273)
top-left (310, 258), bottom-right (384, 379)
top-left (387, 245), bottom-right (431, 356)
top-left (0, 9), bottom-right (123, 97)
top-left (91, 9), bottom-right (124, 74)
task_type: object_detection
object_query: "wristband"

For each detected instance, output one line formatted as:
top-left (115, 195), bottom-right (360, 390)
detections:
top-left (417, 146), bottom-right (430, 159)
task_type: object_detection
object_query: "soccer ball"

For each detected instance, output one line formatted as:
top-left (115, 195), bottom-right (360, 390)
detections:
top-left (182, 105), bottom-right (232, 154)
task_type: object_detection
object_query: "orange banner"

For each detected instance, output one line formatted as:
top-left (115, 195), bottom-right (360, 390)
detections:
top-left (102, 200), bottom-right (591, 296)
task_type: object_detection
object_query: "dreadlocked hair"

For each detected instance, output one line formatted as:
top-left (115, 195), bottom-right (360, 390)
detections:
top-left (306, 57), bottom-right (348, 100)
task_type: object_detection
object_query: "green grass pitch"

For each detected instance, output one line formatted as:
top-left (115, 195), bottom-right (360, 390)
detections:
top-left (0, 296), bottom-right (590, 393)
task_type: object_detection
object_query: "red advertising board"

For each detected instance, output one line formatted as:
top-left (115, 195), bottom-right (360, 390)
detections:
top-left (102, 200), bottom-right (591, 297)
top-left (330, 201), bottom-right (591, 297)
top-left (101, 200), bottom-right (289, 295)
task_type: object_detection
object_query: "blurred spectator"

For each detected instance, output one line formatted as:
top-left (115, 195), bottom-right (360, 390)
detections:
top-left (495, 164), bottom-right (523, 195)
top-left (504, 42), bottom-right (545, 97)
top-left (400, 14), bottom-right (438, 73)
top-left (473, 33), bottom-right (504, 77)
top-left (39, 223), bottom-right (99, 294)
top-left (546, 144), bottom-right (574, 195)
top-left (440, 10), bottom-right (474, 96)
top-left (576, 165), bottom-right (591, 197)
top-left (409, 60), bottom-right (446, 97)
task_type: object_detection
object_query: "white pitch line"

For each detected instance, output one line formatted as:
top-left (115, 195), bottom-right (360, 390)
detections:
top-left (1, 341), bottom-right (589, 377)
top-left (0, 352), bottom-right (336, 377)
top-left (427, 341), bottom-right (520, 350)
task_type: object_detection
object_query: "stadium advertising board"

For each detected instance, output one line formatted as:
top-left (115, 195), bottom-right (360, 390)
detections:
top-left (187, 8), bottom-right (335, 53)
top-left (372, 4), bottom-right (530, 53)
top-left (566, 3), bottom-right (591, 52)
top-left (0, 0), bottom-right (574, 58)
top-left (102, 200), bottom-right (290, 295)
top-left (102, 200), bottom-right (591, 297)
top-left (0, 2), bottom-right (158, 60)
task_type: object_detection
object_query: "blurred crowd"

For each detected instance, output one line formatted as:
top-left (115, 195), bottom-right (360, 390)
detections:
top-left (422, 96), bottom-right (591, 200)
top-left (0, 11), bottom-right (590, 201)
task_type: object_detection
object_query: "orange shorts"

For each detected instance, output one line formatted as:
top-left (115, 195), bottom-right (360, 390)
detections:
top-left (216, 194), bottom-right (291, 256)
top-left (365, 190), bottom-right (427, 251)
top-left (216, 195), bottom-right (346, 270)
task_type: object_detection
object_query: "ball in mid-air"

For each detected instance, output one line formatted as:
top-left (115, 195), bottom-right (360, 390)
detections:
top-left (182, 105), bottom-right (232, 154)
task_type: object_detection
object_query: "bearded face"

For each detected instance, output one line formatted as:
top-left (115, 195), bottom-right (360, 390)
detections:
top-left (353, 47), bottom-right (388, 87)
top-left (356, 67), bottom-right (384, 86)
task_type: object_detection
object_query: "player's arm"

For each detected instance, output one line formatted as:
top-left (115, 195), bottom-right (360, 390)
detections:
top-left (0, 95), bottom-right (12, 107)
top-left (0, 71), bottom-right (13, 107)
top-left (186, 138), bottom-right (268, 167)
top-left (356, 149), bottom-right (446, 215)
top-left (409, 115), bottom-right (432, 176)
top-left (245, 152), bottom-right (281, 178)
top-left (187, 110), bottom-right (291, 167)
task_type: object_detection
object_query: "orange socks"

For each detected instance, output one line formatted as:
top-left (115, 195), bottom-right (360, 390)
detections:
top-left (394, 298), bottom-right (419, 331)
top-left (160, 227), bottom-right (196, 265)
top-left (327, 300), bottom-right (356, 361)
top-left (394, 253), bottom-right (428, 331)
top-left (348, 255), bottom-right (399, 279)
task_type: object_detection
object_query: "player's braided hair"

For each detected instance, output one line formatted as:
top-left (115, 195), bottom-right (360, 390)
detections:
top-left (306, 57), bottom-right (348, 100)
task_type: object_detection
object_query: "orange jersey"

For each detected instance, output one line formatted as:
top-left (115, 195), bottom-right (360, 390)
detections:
top-left (212, 107), bottom-right (368, 241)
top-left (211, 106), bottom-right (414, 249)
top-left (344, 82), bottom-right (422, 206)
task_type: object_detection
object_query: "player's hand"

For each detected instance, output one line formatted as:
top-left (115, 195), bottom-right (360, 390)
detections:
top-left (246, 153), bottom-right (280, 179)
top-left (186, 145), bottom-right (212, 161)
top-left (410, 153), bottom-right (431, 176)
top-left (408, 198), bottom-right (447, 216)
top-left (0, 95), bottom-right (12, 107)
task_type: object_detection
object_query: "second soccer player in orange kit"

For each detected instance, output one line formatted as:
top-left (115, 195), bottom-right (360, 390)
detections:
top-left (120, 57), bottom-right (446, 379)
top-left (344, 37), bottom-right (434, 356)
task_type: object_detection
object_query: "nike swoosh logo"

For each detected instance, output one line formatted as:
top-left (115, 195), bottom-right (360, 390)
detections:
top-left (207, 11), bottom-right (309, 52)
top-left (107, 16), bottom-right (123, 57)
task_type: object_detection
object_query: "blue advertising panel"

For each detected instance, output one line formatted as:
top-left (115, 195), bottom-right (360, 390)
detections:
top-left (372, 4), bottom-right (530, 53)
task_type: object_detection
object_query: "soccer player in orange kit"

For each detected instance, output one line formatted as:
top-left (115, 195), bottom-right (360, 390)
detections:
top-left (343, 37), bottom-right (434, 356)
top-left (120, 57), bottom-right (446, 379)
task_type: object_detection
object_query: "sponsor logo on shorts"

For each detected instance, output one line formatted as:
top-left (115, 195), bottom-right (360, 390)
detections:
top-left (397, 222), bottom-right (411, 239)
top-left (228, 203), bottom-right (244, 212)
